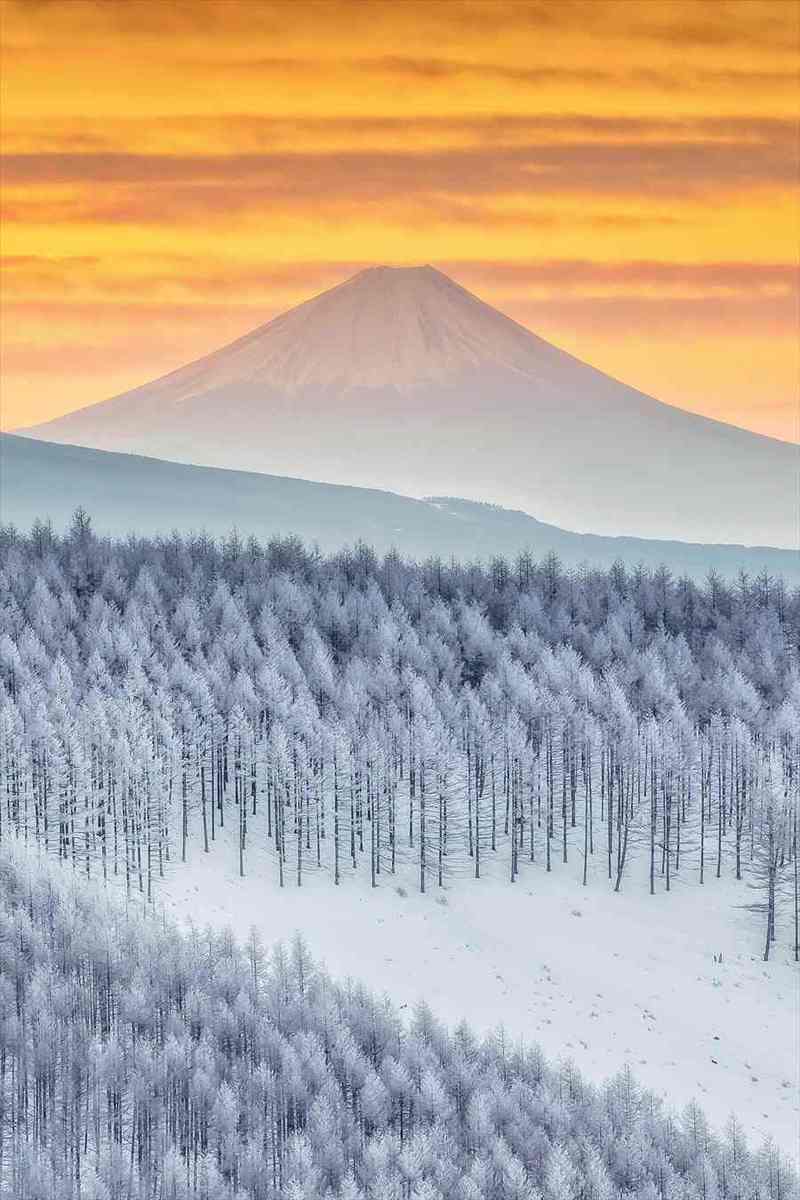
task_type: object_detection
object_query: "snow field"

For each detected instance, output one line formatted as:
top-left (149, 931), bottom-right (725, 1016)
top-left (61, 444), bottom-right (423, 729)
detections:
top-left (160, 821), bottom-right (799, 1161)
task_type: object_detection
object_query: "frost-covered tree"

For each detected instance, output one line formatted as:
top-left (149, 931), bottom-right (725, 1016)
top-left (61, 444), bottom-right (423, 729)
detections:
top-left (0, 519), bottom-right (796, 941)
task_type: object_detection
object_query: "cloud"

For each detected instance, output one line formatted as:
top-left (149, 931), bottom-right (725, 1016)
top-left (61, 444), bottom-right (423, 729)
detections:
top-left (4, 0), bottom-right (285, 36)
top-left (7, 0), bottom-right (797, 52)
top-left (8, 113), bottom-right (797, 158)
top-left (443, 259), bottom-right (798, 291)
top-left (3, 115), bottom-right (795, 231)
top-left (4, 256), bottom-right (795, 330)
top-left (510, 292), bottom-right (798, 337)
top-left (216, 54), bottom-right (800, 97)
top-left (4, 249), bottom-right (795, 293)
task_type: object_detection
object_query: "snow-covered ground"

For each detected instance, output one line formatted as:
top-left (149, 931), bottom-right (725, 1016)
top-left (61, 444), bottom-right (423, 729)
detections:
top-left (159, 826), bottom-right (799, 1162)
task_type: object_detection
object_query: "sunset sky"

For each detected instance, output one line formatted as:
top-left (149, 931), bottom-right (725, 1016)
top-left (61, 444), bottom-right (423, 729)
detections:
top-left (1, 0), bottom-right (798, 440)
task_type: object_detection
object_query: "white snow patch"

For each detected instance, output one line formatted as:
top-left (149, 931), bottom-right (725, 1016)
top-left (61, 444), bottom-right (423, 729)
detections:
top-left (159, 826), bottom-right (799, 1160)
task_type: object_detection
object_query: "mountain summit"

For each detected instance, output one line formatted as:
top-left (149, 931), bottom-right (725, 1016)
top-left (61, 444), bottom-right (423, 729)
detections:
top-left (21, 265), bottom-right (798, 547)
top-left (182, 264), bottom-right (557, 393)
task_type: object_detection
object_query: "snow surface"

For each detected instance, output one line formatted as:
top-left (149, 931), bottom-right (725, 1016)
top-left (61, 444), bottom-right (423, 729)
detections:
top-left (159, 824), bottom-right (799, 1162)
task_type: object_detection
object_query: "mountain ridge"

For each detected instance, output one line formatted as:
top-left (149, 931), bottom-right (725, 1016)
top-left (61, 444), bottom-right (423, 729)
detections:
top-left (3, 433), bottom-right (797, 585)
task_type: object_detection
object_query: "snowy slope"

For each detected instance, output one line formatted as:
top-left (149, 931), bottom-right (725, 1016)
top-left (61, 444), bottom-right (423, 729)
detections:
top-left (160, 823), bottom-right (799, 1160)
top-left (21, 266), bottom-right (799, 548)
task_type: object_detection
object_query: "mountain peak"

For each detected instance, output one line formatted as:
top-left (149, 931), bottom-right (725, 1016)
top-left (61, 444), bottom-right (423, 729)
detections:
top-left (331, 261), bottom-right (453, 290)
top-left (328, 261), bottom-right (456, 304)
top-left (20, 263), bottom-right (796, 550)
top-left (126, 261), bottom-right (548, 399)
top-left (239, 260), bottom-right (547, 392)
top-left (354, 263), bottom-right (438, 276)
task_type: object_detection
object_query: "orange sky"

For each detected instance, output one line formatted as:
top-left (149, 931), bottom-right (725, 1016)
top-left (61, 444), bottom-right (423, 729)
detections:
top-left (1, 0), bottom-right (798, 440)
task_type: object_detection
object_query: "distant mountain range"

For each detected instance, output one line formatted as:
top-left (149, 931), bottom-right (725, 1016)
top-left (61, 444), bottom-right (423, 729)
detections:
top-left (2, 434), bottom-right (797, 584)
top-left (19, 265), bottom-right (798, 549)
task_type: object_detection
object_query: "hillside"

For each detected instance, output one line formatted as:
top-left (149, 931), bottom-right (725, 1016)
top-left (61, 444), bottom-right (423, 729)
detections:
top-left (163, 820), bottom-right (799, 1158)
top-left (3, 512), bottom-right (798, 1168)
top-left (20, 266), bottom-right (799, 549)
top-left (5, 843), bottom-right (796, 1199)
top-left (2, 433), bottom-right (798, 584)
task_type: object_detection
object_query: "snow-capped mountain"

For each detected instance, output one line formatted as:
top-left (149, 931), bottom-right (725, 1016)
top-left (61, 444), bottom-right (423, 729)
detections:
top-left (21, 265), bottom-right (798, 547)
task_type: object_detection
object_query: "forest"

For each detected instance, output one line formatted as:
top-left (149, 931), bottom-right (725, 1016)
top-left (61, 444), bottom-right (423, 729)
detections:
top-left (0, 514), bottom-right (798, 962)
top-left (1, 842), bottom-right (796, 1200)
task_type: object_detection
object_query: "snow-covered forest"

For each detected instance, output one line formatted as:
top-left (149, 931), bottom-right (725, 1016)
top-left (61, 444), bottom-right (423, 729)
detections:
top-left (1, 842), bottom-right (796, 1200)
top-left (1, 514), bottom-right (798, 961)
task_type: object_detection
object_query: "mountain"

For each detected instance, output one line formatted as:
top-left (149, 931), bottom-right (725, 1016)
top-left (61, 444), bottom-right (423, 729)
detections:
top-left (19, 265), bottom-right (798, 548)
top-left (3, 433), bottom-right (798, 584)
